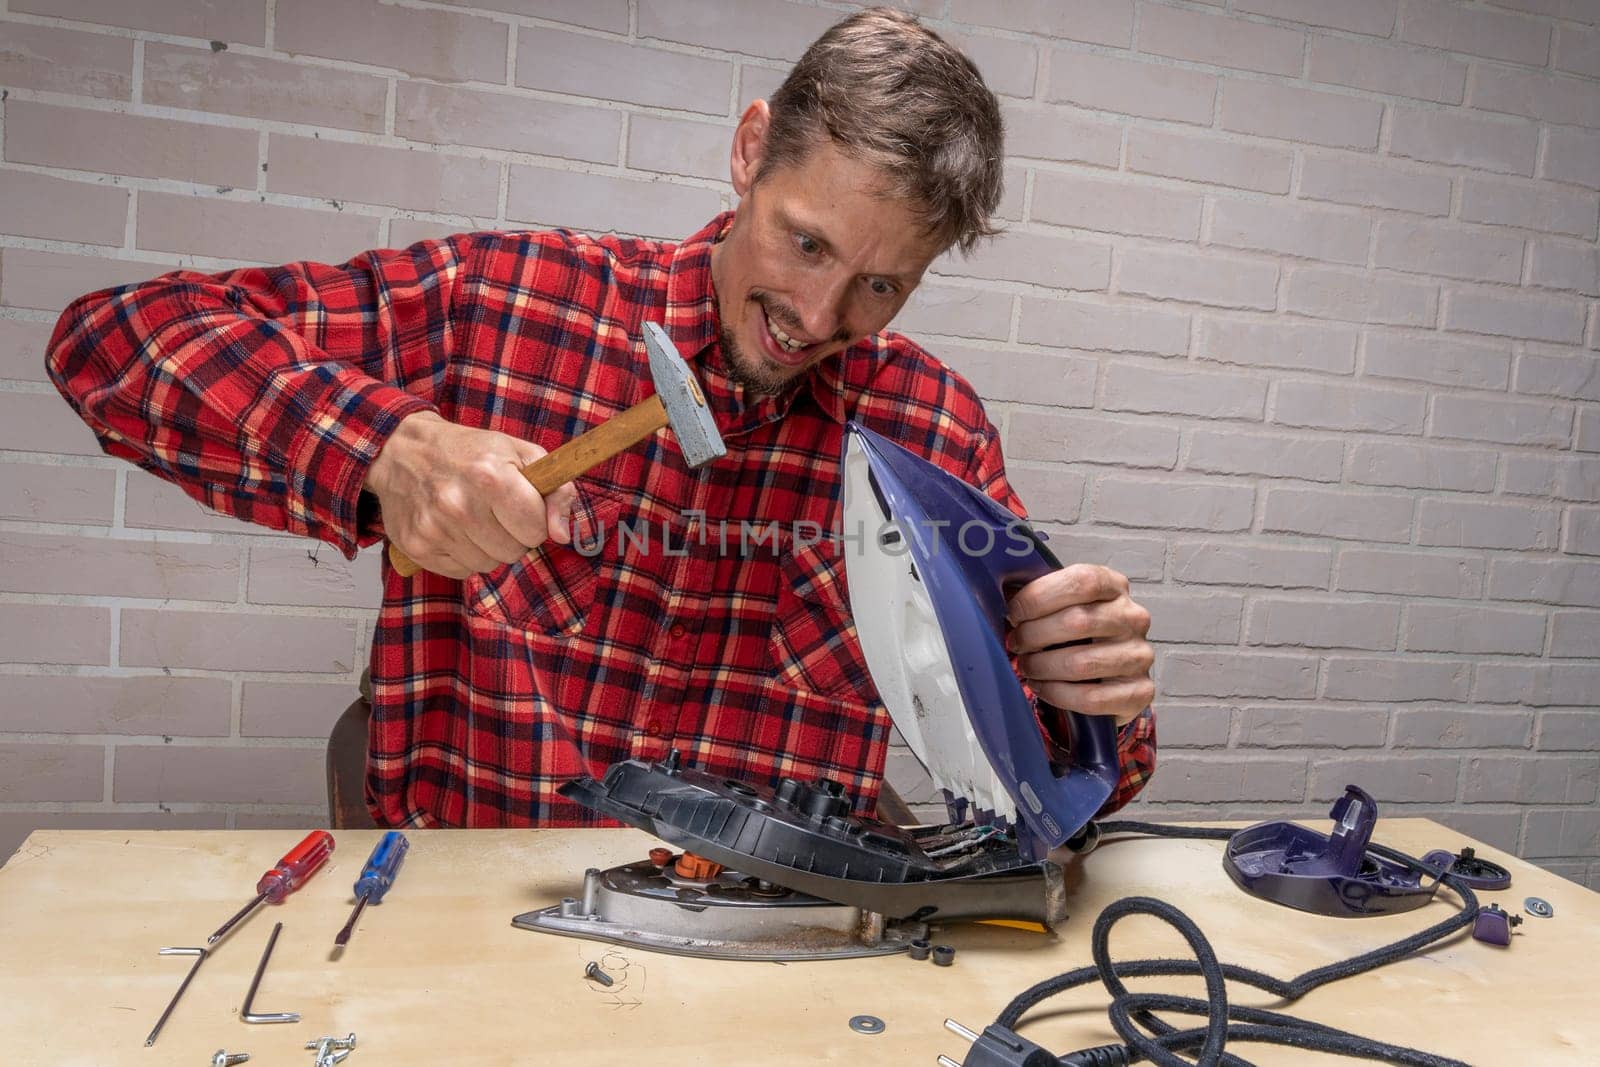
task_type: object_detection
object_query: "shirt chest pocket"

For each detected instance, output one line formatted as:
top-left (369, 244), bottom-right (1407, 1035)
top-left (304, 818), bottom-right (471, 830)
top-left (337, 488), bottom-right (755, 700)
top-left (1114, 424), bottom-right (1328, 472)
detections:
top-left (463, 485), bottom-right (624, 637)
top-left (770, 540), bottom-right (877, 702)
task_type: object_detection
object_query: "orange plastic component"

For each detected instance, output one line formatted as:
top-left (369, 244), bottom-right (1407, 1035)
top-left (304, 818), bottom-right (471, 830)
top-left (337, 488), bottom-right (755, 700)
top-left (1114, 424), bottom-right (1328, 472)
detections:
top-left (649, 847), bottom-right (674, 867)
top-left (673, 852), bottom-right (724, 880)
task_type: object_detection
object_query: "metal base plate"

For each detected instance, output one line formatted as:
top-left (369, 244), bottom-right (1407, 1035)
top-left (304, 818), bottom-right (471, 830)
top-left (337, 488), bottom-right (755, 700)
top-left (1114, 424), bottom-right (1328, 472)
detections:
top-left (513, 859), bottom-right (930, 961)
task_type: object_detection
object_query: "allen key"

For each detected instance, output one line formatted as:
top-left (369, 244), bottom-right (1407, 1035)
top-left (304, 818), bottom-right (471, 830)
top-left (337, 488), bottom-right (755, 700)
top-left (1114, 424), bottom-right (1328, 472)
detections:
top-left (145, 945), bottom-right (209, 1046)
top-left (241, 922), bottom-right (300, 1023)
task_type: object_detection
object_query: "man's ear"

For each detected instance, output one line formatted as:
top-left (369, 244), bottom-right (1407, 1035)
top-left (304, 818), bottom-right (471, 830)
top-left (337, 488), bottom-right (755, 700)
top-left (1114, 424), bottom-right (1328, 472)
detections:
top-left (729, 99), bottom-right (771, 198)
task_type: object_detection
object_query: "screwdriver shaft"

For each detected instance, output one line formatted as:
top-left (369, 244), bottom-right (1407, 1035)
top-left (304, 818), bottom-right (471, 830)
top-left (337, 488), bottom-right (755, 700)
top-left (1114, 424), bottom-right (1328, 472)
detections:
top-left (333, 891), bottom-right (370, 947)
top-left (206, 889), bottom-right (267, 945)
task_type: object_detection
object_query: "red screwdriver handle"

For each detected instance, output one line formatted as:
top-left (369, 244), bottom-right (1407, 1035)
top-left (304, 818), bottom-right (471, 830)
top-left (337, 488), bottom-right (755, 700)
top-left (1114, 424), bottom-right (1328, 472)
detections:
top-left (257, 829), bottom-right (335, 903)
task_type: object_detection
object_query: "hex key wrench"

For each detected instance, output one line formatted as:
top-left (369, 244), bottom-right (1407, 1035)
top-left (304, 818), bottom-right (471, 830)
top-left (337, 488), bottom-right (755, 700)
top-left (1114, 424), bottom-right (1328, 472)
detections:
top-left (145, 945), bottom-right (209, 1046)
top-left (241, 922), bottom-right (300, 1023)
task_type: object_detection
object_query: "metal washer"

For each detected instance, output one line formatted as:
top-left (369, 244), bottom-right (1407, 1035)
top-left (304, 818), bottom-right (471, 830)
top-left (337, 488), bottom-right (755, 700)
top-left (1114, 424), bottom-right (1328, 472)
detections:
top-left (1524, 896), bottom-right (1554, 918)
top-left (849, 1015), bottom-right (886, 1035)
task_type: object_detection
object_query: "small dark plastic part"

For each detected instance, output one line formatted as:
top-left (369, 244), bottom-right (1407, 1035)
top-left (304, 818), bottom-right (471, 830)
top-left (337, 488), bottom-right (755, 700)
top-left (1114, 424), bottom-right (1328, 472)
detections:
top-left (1223, 785), bottom-right (1438, 917)
top-left (1421, 846), bottom-right (1512, 892)
top-left (1472, 903), bottom-right (1522, 946)
top-left (933, 944), bottom-right (956, 966)
top-left (908, 938), bottom-right (931, 960)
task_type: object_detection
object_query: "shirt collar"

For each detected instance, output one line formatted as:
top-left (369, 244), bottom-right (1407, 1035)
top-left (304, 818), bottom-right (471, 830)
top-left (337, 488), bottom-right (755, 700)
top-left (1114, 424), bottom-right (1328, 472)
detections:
top-left (663, 212), bottom-right (851, 430)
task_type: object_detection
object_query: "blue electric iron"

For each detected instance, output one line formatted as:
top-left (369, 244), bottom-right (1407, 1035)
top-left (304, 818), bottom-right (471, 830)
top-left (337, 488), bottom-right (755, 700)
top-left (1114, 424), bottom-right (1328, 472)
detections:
top-left (842, 423), bottom-right (1121, 860)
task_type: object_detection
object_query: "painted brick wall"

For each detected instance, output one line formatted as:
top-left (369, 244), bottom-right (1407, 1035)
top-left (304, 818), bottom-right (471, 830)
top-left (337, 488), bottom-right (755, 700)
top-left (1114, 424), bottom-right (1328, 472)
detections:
top-left (0, 0), bottom-right (1596, 885)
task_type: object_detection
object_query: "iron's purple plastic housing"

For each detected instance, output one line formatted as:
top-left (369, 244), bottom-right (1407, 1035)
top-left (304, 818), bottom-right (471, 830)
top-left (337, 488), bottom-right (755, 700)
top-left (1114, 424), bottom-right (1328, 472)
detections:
top-left (1223, 785), bottom-right (1439, 917)
top-left (845, 424), bottom-right (1120, 859)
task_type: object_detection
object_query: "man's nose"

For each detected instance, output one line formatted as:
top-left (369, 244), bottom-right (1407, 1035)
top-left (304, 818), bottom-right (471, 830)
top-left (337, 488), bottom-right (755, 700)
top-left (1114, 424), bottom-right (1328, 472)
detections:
top-left (794, 270), bottom-right (851, 341)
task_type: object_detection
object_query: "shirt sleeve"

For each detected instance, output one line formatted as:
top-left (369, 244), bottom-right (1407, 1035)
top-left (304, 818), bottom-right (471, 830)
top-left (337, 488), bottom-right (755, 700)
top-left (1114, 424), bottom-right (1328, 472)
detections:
top-left (44, 237), bottom-right (476, 558)
top-left (963, 426), bottom-right (1159, 816)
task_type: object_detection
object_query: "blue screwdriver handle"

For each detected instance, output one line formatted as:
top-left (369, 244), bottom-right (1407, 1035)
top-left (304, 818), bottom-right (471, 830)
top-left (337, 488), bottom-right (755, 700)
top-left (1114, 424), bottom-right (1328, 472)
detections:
top-left (353, 831), bottom-right (409, 904)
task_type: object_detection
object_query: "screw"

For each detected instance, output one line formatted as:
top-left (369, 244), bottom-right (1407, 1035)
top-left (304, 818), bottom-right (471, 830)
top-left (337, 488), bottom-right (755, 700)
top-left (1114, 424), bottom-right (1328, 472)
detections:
top-left (584, 961), bottom-right (614, 986)
top-left (212, 1053), bottom-right (250, 1067)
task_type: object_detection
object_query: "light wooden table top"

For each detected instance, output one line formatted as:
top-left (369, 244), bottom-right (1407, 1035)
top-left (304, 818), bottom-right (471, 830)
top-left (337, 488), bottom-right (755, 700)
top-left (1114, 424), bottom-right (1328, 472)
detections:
top-left (0, 820), bottom-right (1594, 1065)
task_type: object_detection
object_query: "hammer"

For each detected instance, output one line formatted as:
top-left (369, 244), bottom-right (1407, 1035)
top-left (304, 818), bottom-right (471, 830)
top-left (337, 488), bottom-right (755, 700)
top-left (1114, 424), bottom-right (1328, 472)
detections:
top-left (387, 322), bottom-right (726, 577)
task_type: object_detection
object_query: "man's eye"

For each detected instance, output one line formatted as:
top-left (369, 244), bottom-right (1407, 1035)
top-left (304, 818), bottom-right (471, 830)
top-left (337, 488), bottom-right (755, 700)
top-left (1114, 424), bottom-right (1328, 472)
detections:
top-left (868, 279), bottom-right (897, 297)
top-left (794, 233), bottom-right (820, 255)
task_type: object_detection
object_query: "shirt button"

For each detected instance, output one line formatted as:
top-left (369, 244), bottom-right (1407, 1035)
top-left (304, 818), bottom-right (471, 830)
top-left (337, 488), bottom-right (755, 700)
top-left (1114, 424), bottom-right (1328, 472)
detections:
top-left (670, 623), bottom-right (687, 639)
top-left (646, 720), bottom-right (664, 736)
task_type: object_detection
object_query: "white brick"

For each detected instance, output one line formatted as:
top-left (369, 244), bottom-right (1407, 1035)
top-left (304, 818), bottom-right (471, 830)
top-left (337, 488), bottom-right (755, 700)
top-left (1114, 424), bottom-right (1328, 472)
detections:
top-left (1299, 155), bottom-right (1453, 220)
top-left (0, 463), bottom-right (114, 525)
top-left (1091, 475), bottom-right (1256, 532)
top-left (1463, 755), bottom-right (1599, 804)
top-left (0, 392), bottom-right (104, 456)
top-left (432, 0), bottom-right (626, 32)
top-left (1308, 754), bottom-right (1461, 801)
top-left (1459, 176), bottom-right (1599, 239)
top-left (1554, 24), bottom-right (1600, 78)
top-left (1186, 428), bottom-right (1343, 481)
top-left (1240, 705), bottom-right (1391, 748)
top-left (1273, 379), bottom-right (1426, 434)
top-left (1529, 238), bottom-right (1600, 297)
top-left (1263, 486), bottom-right (1416, 542)
top-left (247, 546), bottom-right (381, 609)
top-left (145, 43), bottom-right (388, 134)
top-left (1516, 348), bottom-right (1600, 401)
top-left (1211, 198), bottom-right (1370, 265)
top-left (0, 171), bottom-right (128, 247)
top-left (1550, 610), bottom-right (1600, 654)
top-left (398, 82), bottom-right (622, 165)
top-left (1581, 408), bottom-right (1600, 452)
top-left (518, 26), bottom-right (732, 115)
top-left (1389, 107), bottom-right (1539, 176)
top-left (0, 744), bottom-right (103, 803)
top-left (1043, 530), bottom-right (1167, 583)
top-left (1220, 80), bottom-right (1383, 150)
top-left (1407, 603), bottom-right (1549, 655)
top-left (897, 284), bottom-right (1012, 341)
top-left (0, 532), bottom-right (241, 601)
top-left (1172, 540), bottom-right (1334, 589)
top-left (938, 343), bottom-right (1096, 408)
top-left (1372, 218), bottom-right (1524, 284)
top-left (1538, 708), bottom-right (1600, 752)
top-left (1308, 36), bottom-right (1466, 105)
top-left (1137, 590), bottom-right (1244, 644)
top-left (1543, 127), bottom-right (1600, 190)
top-left (5, 101), bottom-right (258, 188)
top-left (0, 21), bottom-right (132, 100)
top-left (1197, 317), bottom-right (1356, 375)
top-left (943, 27), bottom-right (1039, 100)
top-left (638, 0), bottom-right (837, 61)
top-left (1417, 498), bottom-right (1561, 550)
top-left (1031, 172), bottom-right (1201, 240)
top-left (1503, 455), bottom-right (1600, 501)
top-left (1160, 652), bottom-right (1319, 699)
top-left (1323, 656), bottom-right (1472, 702)
top-left (1392, 707), bottom-right (1532, 748)
top-left (950, 0), bottom-right (1134, 48)
top-left (3, 674), bottom-right (232, 736)
top-left (1247, 597), bottom-right (1401, 650)
top-left (1285, 267), bottom-right (1438, 327)
top-left (0, 320), bottom-right (52, 384)
top-left (1000, 103), bottom-right (1122, 167)
top-left (0, 603), bottom-right (109, 665)
top-left (1006, 467), bottom-right (1087, 523)
top-left (1337, 548), bottom-right (1484, 598)
top-left (1143, 755), bottom-right (1310, 803)
top-left (1489, 558), bottom-right (1600, 607)
top-left (12, 0), bottom-right (265, 44)
top-left (136, 192), bottom-right (381, 266)
top-left (1117, 247), bottom-right (1278, 310)
top-left (114, 745), bottom-right (323, 805)
top-left (1145, 704), bottom-right (1233, 748)
top-left (121, 609), bottom-right (358, 672)
top-left (277, 0), bottom-right (506, 82)
top-left (1127, 128), bottom-right (1294, 194)
top-left (1138, 4), bottom-right (1305, 76)
top-left (1441, 285), bottom-right (1589, 344)
top-left (1348, 441), bottom-right (1498, 492)
top-left (1399, 0), bottom-right (1551, 66)
top-left (937, 231), bottom-right (1111, 292)
top-left (1103, 362), bottom-right (1268, 419)
top-left (0, 249), bottom-right (167, 315)
top-left (1477, 662), bottom-right (1600, 705)
top-left (1046, 49), bottom-right (1216, 125)
top-left (506, 166), bottom-right (723, 242)
top-left (1016, 299), bottom-right (1190, 356)
top-left (267, 135), bottom-right (500, 217)
top-left (1363, 331), bottom-right (1510, 389)
top-left (1008, 411), bottom-right (1178, 468)
top-left (1235, 0), bottom-right (1397, 37)
top-left (1432, 392), bottom-right (1573, 446)
top-left (1571, 508), bottom-right (1600, 556)
top-left (1469, 65), bottom-right (1600, 130)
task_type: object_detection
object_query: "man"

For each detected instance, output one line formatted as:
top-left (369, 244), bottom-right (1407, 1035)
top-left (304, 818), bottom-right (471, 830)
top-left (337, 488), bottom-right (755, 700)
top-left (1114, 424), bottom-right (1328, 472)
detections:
top-left (48, 9), bottom-right (1156, 829)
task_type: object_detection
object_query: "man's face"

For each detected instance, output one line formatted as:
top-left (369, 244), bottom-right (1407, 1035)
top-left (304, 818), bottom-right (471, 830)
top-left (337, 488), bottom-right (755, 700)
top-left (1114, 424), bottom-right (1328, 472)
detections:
top-left (711, 124), bottom-right (945, 396)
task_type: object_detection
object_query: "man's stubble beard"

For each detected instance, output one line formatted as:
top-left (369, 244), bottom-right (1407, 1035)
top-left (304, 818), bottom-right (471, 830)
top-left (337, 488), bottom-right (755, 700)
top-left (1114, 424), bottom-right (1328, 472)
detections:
top-left (718, 322), bottom-right (802, 398)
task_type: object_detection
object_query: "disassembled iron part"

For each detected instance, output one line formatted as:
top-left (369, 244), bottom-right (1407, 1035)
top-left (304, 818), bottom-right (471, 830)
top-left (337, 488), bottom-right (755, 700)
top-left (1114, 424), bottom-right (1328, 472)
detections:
top-left (1472, 904), bottom-right (1522, 946)
top-left (145, 945), bottom-right (209, 1046)
top-left (241, 922), bottom-right (300, 1023)
top-left (908, 938), bottom-right (931, 961)
top-left (516, 855), bottom-right (931, 960)
top-left (932, 944), bottom-right (956, 966)
top-left (583, 961), bottom-right (614, 986)
top-left (1524, 896), bottom-right (1554, 918)
top-left (212, 1050), bottom-right (250, 1066)
top-left (1421, 846), bottom-right (1512, 892)
top-left (1224, 785), bottom-right (1438, 917)
top-left (849, 1015), bottom-right (886, 1035)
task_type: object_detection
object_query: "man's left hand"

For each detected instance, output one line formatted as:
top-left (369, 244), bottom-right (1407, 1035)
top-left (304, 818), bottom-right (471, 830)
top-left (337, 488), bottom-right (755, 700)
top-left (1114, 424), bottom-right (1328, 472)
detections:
top-left (1007, 563), bottom-right (1154, 726)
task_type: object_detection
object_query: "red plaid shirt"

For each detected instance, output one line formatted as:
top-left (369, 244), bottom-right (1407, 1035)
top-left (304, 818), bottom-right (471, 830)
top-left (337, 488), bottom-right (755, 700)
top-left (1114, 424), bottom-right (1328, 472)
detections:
top-left (47, 213), bottom-right (1155, 829)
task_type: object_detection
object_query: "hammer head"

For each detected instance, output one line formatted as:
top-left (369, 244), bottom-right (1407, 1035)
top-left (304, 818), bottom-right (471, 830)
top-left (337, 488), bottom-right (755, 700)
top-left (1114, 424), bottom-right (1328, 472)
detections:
top-left (642, 321), bottom-right (726, 468)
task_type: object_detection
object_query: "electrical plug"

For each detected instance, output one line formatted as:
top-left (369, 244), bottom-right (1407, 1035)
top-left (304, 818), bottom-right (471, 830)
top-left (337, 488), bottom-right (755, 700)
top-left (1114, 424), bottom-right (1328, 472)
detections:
top-left (936, 1019), bottom-right (1058, 1067)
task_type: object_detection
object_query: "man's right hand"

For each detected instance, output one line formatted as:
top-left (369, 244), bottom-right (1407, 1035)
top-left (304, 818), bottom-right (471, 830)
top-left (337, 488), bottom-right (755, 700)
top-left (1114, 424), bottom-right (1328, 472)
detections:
top-left (364, 412), bottom-right (577, 579)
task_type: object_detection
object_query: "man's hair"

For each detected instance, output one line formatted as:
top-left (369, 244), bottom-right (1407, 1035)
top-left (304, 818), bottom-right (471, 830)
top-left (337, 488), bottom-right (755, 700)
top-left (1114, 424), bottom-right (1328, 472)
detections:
top-left (761, 7), bottom-right (1004, 254)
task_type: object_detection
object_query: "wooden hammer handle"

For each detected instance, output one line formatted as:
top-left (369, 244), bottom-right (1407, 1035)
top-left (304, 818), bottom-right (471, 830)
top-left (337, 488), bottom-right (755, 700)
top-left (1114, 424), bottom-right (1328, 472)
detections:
top-left (386, 394), bottom-right (669, 578)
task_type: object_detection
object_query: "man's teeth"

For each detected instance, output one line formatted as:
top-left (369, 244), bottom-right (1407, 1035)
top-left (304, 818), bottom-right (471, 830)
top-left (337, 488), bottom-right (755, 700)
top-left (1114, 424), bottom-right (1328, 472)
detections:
top-left (765, 313), bottom-right (806, 353)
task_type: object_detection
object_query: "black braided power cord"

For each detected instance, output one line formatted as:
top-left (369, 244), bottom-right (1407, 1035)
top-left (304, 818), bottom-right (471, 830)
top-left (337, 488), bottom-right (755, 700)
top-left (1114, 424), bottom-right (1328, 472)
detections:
top-left (989, 820), bottom-right (1481, 1067)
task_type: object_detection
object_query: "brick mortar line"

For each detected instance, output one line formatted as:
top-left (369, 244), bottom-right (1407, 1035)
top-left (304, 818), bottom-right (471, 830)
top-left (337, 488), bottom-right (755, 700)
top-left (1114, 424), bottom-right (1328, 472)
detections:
top-left (0, 590), bottom-right (380, 617)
